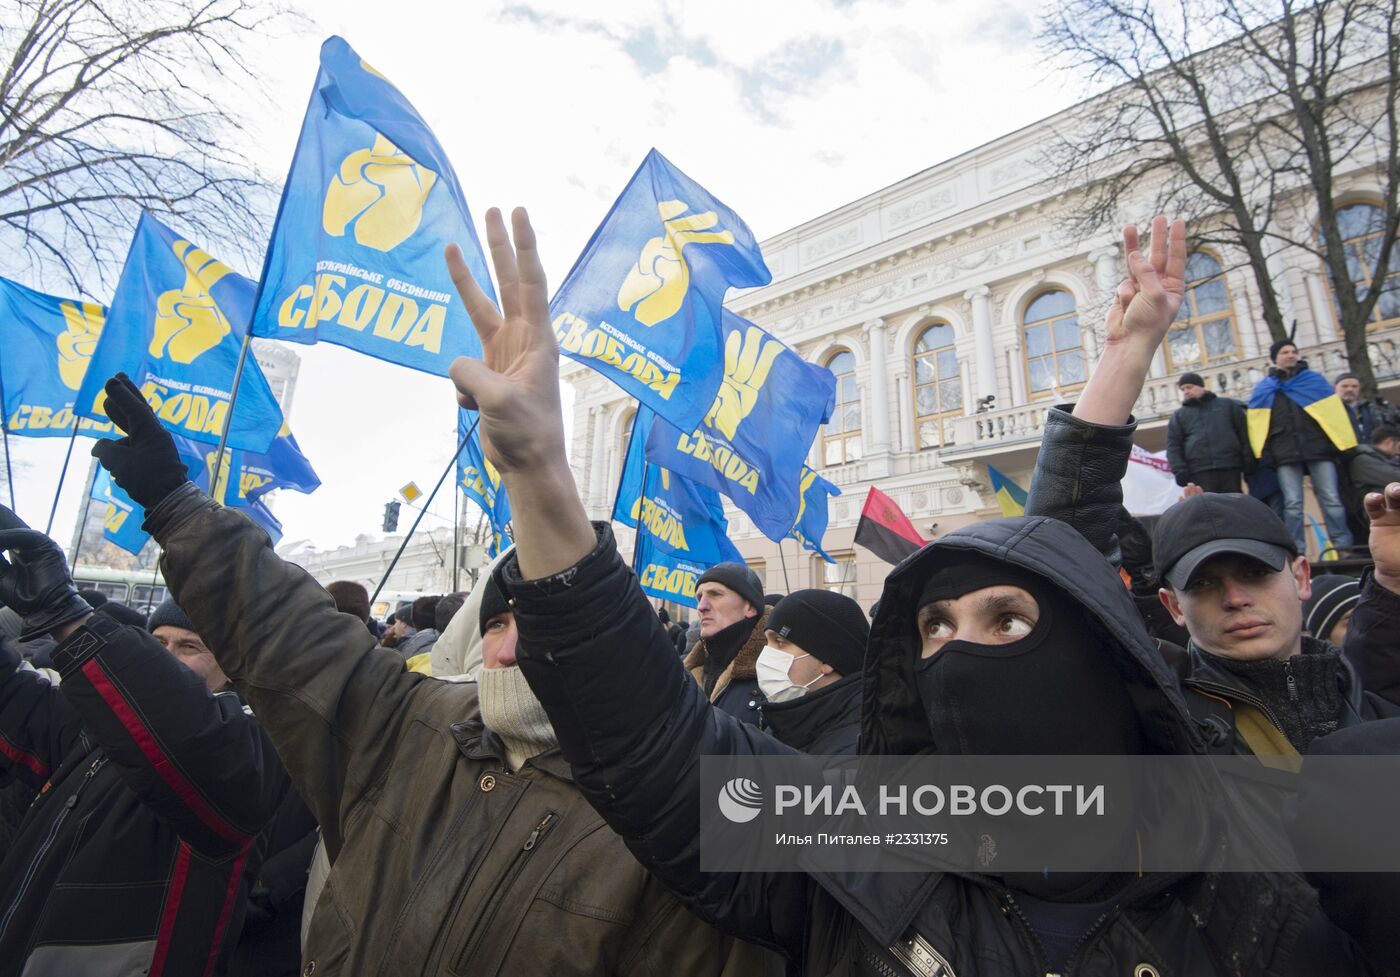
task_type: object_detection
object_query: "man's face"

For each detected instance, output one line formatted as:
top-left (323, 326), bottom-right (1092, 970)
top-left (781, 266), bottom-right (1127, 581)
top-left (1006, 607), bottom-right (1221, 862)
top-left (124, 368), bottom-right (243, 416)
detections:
top-left (696, 582), bottom-right (756, 638)
top-left (1380, 437), bottom-right (1400, 459)
top-left (1159, 553), bottom-right (1311, 661)
top-left (1336, 378), bottom-right (1361, 403)
top-left (915, 586), bottom-right (1040, 659)
top-left (763, 630), bottom-right (836, 686)
top-left (481, 611), bottom-right (518, 669)
top-left (1273, 344), bottom-right (1300, 369)
top-left (1179, 382), bottom-right (1206, 402)
top-left (153, 625), bottom-right (230, 694)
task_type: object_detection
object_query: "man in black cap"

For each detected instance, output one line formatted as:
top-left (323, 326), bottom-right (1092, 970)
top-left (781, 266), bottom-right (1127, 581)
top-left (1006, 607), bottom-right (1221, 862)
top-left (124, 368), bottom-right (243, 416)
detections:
top-left (1152, 492), bottom-right (1400, 757)
top-left (1165, 371), bottom-right (1251, 493)
top-left (682, 561), bottom-right (770, 725)
top-left (149, 595), bottom-right (232, 694)
top-left (756, 589), bottom-right (867, 755)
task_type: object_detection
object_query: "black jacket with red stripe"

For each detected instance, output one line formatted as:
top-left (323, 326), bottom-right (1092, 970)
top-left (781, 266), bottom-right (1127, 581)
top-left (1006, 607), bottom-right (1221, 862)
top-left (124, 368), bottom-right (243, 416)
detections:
top-left (0, 613), bottom-right (288, 976)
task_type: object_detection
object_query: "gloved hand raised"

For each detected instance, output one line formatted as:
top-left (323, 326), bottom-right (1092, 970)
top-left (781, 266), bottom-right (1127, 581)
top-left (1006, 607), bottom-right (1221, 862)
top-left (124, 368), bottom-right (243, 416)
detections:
top-left (90, 373), bottom-right (190, 511)
top-left (0, 507), bottom-right (92, 641)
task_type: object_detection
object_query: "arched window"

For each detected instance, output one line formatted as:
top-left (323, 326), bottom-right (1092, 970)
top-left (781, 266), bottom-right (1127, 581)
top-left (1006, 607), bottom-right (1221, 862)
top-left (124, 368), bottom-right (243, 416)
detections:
top-left (912, 322), bottom-right (961, 448)
top-left (1329, 203), bottom-right (1400, 328)
top-left (1022, 290), bottom-right (1084, 397)
top-left (822, 350), bottom-right (862, 467)
top-left (1166, 251), bottom-right (1239, 370)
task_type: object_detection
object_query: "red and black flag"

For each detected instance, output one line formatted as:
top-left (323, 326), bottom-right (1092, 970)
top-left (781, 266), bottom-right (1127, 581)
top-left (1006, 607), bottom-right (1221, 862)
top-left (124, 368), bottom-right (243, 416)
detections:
top-left (854, 487), bottom-right (925, 565)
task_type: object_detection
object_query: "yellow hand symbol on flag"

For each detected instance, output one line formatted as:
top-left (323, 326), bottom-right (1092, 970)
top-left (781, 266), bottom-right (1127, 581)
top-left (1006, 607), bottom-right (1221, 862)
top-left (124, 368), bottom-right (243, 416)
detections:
top-left (150, 242), bottom-right (234, 364)
top-left (704, 326), bottom-right (782, 439)
top-left (55, 301), bottom-right (105, 390)
top-left (323, 133), bottom-right (438, 252)
top-left (617, 201), bottom-right (736, 326)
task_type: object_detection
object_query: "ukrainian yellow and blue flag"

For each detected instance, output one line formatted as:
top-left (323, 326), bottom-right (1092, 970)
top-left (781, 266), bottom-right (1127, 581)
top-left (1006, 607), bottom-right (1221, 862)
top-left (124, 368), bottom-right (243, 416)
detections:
top-left (1247, 370), bottom-right (1357, 457)
top-left (988, 466), bottom-right (1029, 517)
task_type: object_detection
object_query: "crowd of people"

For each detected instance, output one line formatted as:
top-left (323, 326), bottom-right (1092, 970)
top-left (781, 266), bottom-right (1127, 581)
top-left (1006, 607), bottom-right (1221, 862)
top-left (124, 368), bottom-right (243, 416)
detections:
top-left (0, 210), bottom-right (1397, 976)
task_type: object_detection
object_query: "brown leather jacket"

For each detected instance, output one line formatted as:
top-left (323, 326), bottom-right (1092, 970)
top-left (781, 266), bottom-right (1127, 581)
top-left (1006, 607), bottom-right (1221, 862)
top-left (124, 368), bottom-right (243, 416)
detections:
top-left (147, 484), bottom-right (767, 977)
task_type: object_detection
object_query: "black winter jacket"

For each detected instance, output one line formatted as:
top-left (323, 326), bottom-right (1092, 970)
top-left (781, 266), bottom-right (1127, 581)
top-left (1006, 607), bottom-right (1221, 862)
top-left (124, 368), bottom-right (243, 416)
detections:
top-left (758, 673), bottom-right (861, 755)
top-left (1166, 391), bottom-right (1252, 485)
top-left (509, 521), bottom-right (1359, 976)
top-left (1254, 364), bottom-right (1340, 464)
top-left (0, 617), bottom-right (287, 977)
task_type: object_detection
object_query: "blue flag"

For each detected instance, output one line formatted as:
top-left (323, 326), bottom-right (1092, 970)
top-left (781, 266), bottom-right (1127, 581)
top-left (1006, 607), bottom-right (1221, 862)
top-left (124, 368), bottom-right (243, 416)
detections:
top-left (250, 37), bottom-right (494, 375)
top-left (646, 311), bottom-right (834, 540)
top-left (174, 427), bottom-right (321, 509)
top-left (788, 466), bottom-right (840, 563)
top-left (75, 213), bottom-right (284, 452)
top-left (634, 536), bottom-right (710, 608)
top-left (92, 469), bottom-right (152, 555)
top-left (550, 150), bottom-right (770, 431)
top-left (456, 408), bottom-right (512, 557)
top-left (611, 407), bottom-right (655, 527)
top-left (0, 277), bottom-right (118, 439)
top-left (631, 464), bottom-right (744, 567)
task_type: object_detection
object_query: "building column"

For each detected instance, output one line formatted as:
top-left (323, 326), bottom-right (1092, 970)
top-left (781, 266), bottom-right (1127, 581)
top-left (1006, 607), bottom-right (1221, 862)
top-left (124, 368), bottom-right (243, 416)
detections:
top-left (588, 406), bottom-right (608, 514)
top-left (1304, 268), bottom-right (1338, 341)
top-left (863, 318), bottom-right (892, 454)
top-left (964, 286), bottom-right (997, 404)
top-left (893, 367), bottom-right (911, 452)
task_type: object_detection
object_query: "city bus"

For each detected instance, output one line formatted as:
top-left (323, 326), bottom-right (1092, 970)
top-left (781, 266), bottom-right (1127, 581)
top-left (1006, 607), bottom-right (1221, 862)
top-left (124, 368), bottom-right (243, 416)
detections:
top-left (71, 565), bottom-right (168, 618)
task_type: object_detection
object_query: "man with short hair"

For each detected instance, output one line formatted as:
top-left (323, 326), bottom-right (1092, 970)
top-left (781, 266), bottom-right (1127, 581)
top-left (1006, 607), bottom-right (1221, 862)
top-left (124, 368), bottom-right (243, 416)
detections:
top-left (325, 580), bottom-right (373, 632)
top-left (684, 562), bottom-right (769, 725)
top-left (1166, 371), bottom-right (1251, 493)
top-left (1349, 424), bottom-right (1400, 506)
top-left (1334, 372), bottom-right (1376, 443)
top-left (1249, 340), bottom-right (1356, 552)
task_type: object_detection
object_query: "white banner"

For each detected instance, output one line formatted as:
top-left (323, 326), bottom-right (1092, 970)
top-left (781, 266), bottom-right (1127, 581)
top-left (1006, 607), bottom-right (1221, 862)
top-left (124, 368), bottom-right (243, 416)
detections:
top-left (1121, 446), bottom-right (1181, 516)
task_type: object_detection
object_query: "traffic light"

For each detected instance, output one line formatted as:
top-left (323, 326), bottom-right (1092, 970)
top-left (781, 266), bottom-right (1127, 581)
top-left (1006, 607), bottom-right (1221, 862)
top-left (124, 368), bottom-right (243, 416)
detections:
top-left (382, 501), bottom-right (400, 532)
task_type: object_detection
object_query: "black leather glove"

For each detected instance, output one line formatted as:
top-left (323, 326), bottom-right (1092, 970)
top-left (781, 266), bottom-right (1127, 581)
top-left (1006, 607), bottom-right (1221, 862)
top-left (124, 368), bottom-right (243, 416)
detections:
top-left (0, 508), bottom-right (92, 641)
top-left (90, 373), bottom-right (190, 511)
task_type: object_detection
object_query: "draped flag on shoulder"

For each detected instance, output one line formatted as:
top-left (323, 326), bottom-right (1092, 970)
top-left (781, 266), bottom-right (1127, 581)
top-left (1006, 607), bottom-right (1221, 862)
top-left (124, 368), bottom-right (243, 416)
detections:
top-left (251, 36), bottom-right (494, 375)
top-left (0, 276), bottom-right (117, 439)
top-left (75, 212), bottom-right (284, 452)
top-left (987, 466), bottom-right (1029, 517)
top-left (788, 466), bottom-right (840, 563)
top-left (645, 310), bottom-right (835, 540)
top-left (853, 486), bottom-right (924, 565)
top-left (550, 149), bottom-right (771, 431)
top-left (457, 408), bottom-right (512, 557)
top-left (1246, 370), bottom-right (1357, 458)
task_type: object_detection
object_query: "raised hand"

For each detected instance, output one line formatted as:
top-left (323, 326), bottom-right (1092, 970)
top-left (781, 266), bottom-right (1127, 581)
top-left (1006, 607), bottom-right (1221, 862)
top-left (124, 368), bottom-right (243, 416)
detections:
top-left (445, 208), bottom-right (594, 580)
top-left (0, 507), bottom-right (91, 641)
top-left (90, 373), bottom-right (190, 511)
top-left (1364, 483), bottom-right (1400, 594)
top-left (1103, 216), bottom-right (1187, 350)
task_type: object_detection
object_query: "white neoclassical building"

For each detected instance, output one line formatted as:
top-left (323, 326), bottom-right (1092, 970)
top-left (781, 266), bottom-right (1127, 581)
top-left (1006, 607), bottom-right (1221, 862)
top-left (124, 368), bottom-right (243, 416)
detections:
top-left (564, 74), bottom-right (1400, 610)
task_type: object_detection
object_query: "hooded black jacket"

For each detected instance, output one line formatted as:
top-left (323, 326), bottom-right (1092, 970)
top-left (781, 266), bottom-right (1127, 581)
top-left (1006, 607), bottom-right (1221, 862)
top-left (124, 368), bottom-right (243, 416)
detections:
top-left (509, 520), bottom-right (1359, 976)
top-left (1166, 391), bottom-right (1252, 485)
top-left (0, 616), bottom-right (287, 977)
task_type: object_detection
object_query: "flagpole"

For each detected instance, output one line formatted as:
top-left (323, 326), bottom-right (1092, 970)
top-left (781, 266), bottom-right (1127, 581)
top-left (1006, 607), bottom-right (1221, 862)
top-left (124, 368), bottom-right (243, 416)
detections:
top-left (44, 427), bottom-right (79, 534)
top-left (0, 359), bottom-right (15, 510)
top-left (777, 535), bottom-right (791, 593)
top-left (631, 462), bottom-right (650, 571)
top-left (209, 334), bottom-right (253, 499)
top-left (451, 460), bottom-right (461, 592)
top-left (370, 416), bottom-right (478, 609)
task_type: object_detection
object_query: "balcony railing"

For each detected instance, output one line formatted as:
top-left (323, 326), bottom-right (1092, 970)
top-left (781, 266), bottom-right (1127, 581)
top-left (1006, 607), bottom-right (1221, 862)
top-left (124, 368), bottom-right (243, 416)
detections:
top-left (938, 327), bottom-right (1400, 459)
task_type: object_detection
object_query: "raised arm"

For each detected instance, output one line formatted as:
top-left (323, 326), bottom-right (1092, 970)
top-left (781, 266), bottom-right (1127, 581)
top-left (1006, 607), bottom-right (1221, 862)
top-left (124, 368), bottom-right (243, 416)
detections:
top-left (1026, 217), bottom-right (1186, 562)
top-left (1346, 485), bottom-right (1400, 704)
top-left (91, 375), bottom-right (431, 854)
top-left (445, 209), bottom-right (811, 959)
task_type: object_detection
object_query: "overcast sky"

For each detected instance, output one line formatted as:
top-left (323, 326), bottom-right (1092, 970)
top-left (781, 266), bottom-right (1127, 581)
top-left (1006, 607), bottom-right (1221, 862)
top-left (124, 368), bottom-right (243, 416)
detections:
top-left (8, 0), bottom-right (1085, 554)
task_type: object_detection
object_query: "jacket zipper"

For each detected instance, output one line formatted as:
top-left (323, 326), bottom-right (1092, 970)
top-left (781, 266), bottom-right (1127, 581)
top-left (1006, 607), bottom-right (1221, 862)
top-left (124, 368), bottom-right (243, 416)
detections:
top-left (0, 755), bottom-right (107, 944)
top-left (453, 812), bottom-right (557, 969)
top-left (1189, 678), bottom-right (1288, 737)
top-left (1282, 659), bottom-right (1298, 701)
top-left (997, 891), bottom-right (1054, 976)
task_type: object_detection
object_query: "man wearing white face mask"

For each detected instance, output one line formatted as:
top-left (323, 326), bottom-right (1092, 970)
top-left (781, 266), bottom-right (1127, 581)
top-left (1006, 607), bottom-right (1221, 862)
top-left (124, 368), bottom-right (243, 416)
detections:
top-left (757, 590), bottom-right (869, 755)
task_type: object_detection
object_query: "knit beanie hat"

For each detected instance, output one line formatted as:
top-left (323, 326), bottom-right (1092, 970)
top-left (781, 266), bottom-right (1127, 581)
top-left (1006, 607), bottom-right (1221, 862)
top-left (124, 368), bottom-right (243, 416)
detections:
top-left (478, 574), bottom-right (511, 637)
top-left (1177, 372), bottom-right (1205, 388)
top-left (696, 562), bottom-right (764, 612)
top-left (1269, 338), bottom-right (1297, 362)
top-left (1303, 574), bottom-right (1361, 641)
top-left (148, 597), bottom-right (195, 633)
top-left (766, 589), bottom-right (869, 677)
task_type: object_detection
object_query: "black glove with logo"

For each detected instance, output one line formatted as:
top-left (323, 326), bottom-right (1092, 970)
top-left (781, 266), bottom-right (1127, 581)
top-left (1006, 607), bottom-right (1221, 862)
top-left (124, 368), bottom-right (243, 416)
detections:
top-left (90, 373), bottom-right (190, 511)
top-left (0, 507), bottom-right (92, 641)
